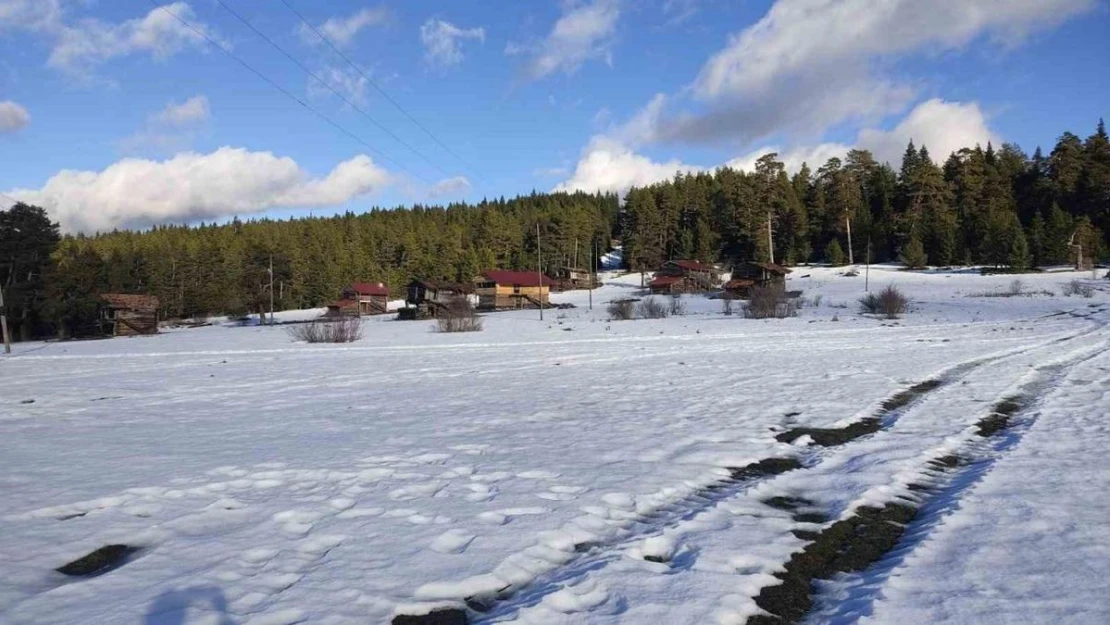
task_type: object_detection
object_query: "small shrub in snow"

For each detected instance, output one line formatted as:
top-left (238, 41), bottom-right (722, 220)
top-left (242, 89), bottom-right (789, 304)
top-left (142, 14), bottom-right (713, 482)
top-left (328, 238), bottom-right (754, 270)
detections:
top-left (638, 296), bottom-right (670, 319)
top-left (1008, 279), bottom-right (1025, 296)
top-left (668, 294), bottom-right (686, 316)
top-left (1062, 279), bottom-right (1094, 298)
top-left (859, 285), bottom-right (908, 319)
top-left (286, 317), bottom-right (363, 343)
top-left (743, 284), bottom-right (799, 319)
top-left (436, 298), bottom-right (484, 333)
top-left (607, 299), bottom-right (635, 321)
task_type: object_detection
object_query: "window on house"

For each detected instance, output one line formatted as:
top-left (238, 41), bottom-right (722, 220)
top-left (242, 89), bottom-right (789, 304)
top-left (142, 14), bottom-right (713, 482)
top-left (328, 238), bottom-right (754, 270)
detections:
top-left (513, 285), bottom-right (521, 293)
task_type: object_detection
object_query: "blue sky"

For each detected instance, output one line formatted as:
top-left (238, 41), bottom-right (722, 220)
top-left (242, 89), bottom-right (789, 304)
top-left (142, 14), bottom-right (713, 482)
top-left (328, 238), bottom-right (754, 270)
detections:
top-left (1, 0), bottom-right (1108, 232)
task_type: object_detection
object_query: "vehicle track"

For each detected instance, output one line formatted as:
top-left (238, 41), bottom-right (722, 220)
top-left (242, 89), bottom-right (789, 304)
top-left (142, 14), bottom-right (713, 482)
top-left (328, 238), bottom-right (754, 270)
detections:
top-left (393, 312), bottom-right (1107, 625)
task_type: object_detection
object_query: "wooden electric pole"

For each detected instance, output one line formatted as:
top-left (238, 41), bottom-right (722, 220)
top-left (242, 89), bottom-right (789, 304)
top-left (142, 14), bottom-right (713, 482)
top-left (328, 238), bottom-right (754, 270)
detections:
top-left (0, 282), bottom-right (10, 354)
top-left (268, 255), bottom-right (275, 326)
top-left (537, 223), bottom-right (544, 321)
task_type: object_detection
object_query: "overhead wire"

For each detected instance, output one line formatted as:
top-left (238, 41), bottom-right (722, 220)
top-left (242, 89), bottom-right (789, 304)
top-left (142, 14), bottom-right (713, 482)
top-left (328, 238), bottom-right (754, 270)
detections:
top-left (276, 0), bottom-right (489, 187)
top-left (145, 0), bottom-right (434, 185)
top-left (211, 0), bottom-right (452, 179)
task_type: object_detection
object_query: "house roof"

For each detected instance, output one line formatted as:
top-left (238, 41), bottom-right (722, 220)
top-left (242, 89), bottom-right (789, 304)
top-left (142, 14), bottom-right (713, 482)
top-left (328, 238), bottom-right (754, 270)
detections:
top-left (478, 270), bottom-right (554, 287)
top-left (649, 275), bottom-right (684, 287)
top-left (100, 293), bottom-right (160, 310)
top-left (349, 282), bottom-right (389, 296)
top-left (666, 259), bottom-right (716, 272)
top-left (745, 261), bottom-right (793, 275)
top-left (409, 278), bottom-right (473, 293)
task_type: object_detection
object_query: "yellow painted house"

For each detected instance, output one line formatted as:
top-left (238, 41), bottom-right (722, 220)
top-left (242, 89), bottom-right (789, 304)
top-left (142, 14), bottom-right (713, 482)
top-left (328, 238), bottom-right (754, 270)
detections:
top-left (473, 270), bottom-right (553, 310)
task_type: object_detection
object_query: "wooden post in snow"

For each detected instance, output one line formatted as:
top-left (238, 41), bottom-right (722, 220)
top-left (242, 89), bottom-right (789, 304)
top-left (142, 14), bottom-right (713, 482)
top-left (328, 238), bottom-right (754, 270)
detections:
top-left (537, 223), bottom-right (544, 322)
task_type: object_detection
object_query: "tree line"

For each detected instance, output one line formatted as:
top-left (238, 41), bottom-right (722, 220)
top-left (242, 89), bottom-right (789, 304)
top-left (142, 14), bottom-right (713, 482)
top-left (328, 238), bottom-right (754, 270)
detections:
top-left (1, 120), bottom-right (1106, 341)
top-left (622, 120), bottom-right (1109, 273)
top-left (0, 192), bottom-right (618, 339)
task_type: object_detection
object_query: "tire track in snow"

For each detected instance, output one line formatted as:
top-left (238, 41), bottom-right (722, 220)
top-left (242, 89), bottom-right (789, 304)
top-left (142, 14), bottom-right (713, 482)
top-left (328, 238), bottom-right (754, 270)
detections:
top-left (794, 339), bottom-right (1110, 625)
top-left (393, 313), bottom-right (1108, 624)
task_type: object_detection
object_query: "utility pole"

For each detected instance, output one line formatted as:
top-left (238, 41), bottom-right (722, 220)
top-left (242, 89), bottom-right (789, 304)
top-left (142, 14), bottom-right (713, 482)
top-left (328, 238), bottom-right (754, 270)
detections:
top-left (268, 255), bottom-right (275, 326)
top-left (588, 240), bottom-right (594, 311)
top-left (865, 237), bottom-right (872, 292)
top-left (537, 223), bottom-right (544, 321)
top-left (0, 282), bottom-right (10, 354)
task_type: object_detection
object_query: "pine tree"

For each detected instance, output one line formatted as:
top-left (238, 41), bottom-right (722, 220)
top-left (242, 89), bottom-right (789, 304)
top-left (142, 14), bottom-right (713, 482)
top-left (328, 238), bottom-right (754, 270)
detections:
top-left (899, 234), bottom-right (928, 269)
top-left (824, 239), bottom-right (847, 266)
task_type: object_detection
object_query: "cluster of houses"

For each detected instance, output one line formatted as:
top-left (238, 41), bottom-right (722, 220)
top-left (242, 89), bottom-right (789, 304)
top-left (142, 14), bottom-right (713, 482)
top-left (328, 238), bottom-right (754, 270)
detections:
top-left (96, 259), bottom-right (790, 336)
top-left (648, 259), bottom-right (792, 297)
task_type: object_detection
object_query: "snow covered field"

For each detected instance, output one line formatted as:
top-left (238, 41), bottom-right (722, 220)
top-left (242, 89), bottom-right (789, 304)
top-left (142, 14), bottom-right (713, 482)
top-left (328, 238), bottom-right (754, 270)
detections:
top-left (2, 266), bottom-right (1108, 625)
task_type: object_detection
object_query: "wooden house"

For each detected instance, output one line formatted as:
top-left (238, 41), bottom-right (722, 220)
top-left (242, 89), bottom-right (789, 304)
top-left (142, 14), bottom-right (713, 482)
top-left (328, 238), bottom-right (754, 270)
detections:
top-left (652, 260), bottom-right (720, 292)
top-left (553, 267), bottom-right (596, 291)
top-left (100, 294), bottom-right (160, 336)
top-left (648, 275), bottom-right (687, 295)
top-left (723, 262), bottom-right (792, 297)
top-left (732, 262), bottom-right (792, 287)
top-left (405, 279), bottom-right (473, 317)
top-left (473, 270), bottom-right (553, 310)
top-left (327, 282), bottom-right (389, 316)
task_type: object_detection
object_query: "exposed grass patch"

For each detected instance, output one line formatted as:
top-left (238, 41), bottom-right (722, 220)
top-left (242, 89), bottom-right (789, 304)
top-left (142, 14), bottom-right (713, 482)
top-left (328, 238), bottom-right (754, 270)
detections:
top-left (392, 609), bottom-right (469, 625)
top-left (747, 503), bottom-right (919, 624)
top-left (728, 457), bottom-right (804, 480)
top-left (56, 544), bottom-right (139, 577)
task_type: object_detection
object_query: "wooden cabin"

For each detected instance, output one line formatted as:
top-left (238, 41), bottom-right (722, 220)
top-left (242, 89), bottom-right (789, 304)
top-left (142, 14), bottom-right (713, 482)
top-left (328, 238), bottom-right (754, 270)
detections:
top-left (405, 279), bottom-right (473, 318)
top-left (327, 282), bottom-right (389, 316)
top-left (100, 294), bottom-right (160, 336)
top-left (731, 261), bottom-right (792, 289)
top-left (473, 270), bottom-right (553, 310)
top-left (648, 275), bottom-right (687, 295)
top-left (653, 260), bottom-right (720, 292)
top-left (553, 267), bottom-right (596, 291)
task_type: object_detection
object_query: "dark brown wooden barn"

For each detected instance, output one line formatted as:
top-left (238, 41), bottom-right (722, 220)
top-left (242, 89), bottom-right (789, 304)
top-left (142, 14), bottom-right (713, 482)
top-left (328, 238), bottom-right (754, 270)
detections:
top-left (100, 294), bottom-right (160, 336)
top-left (404, 279), bottom-right (473, 318)
top-left (327, 282), bottom-right (389, 317)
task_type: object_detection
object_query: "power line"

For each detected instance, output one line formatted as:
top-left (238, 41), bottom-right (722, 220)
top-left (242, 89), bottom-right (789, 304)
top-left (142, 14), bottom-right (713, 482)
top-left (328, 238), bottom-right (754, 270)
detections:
top-left (211, 0), bottom-right (451, 179)
top-left (146, 0), bottom-right (433, 185)
top-left (277, 0), bottom-right (488, 186)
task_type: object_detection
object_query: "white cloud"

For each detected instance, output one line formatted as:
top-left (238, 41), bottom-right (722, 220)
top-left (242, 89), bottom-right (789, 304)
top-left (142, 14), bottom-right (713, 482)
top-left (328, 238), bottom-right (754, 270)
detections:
top-left (0, 100), bottom-right (30, 132)
top-left (307, 65), bottom-right (369, 106)
top-left (5, 147), bottom-right (392, 232)
top-left (856, 99), bottom-right (997, 165)
top-left (510, 0), bottom-right (620, 81)
top-left (300, 7), bottom-right (388, 47)
top-left (554, 136), bottom-right (700, 195)
top-left (659, 0), bottom-right (1095, 144)
top-left (47, 2), bottom-right (218, 73)
top-left (428, 176), bottom-right (472, 198)
top-left (558, 99), bottom-right (997, 195)
top-left (725, 142), bottom-right (852, 175)
top-left (0, 0), bottom-right (62, 31)
top-left (154, 95), bottom-right (209, 127)
top-left (420, 18), bottom-right (485, 68)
